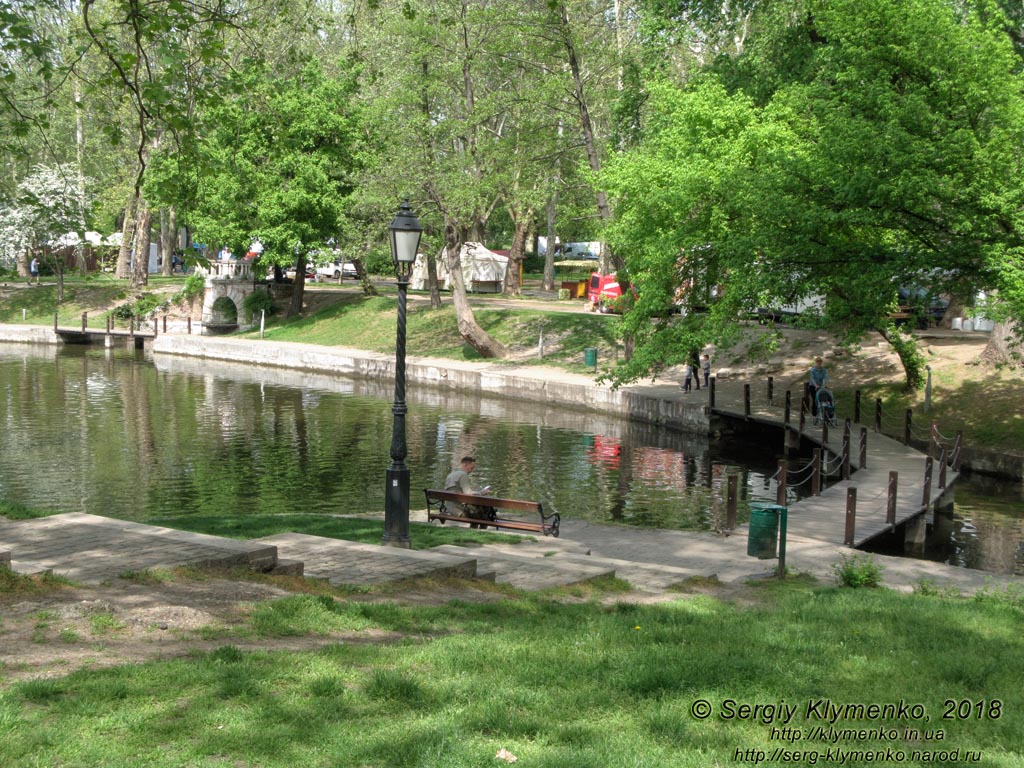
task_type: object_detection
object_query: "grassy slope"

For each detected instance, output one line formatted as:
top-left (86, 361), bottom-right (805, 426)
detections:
top-left (1, 576), bottom-right (1022, 767)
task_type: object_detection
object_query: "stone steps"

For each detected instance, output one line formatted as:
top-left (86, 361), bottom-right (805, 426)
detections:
top-left (466, 543), bottom-right (703, 592)
top-left (429, 544), bottom-right (616, 590)
top-left (253, 533), bottom-right (478, 586)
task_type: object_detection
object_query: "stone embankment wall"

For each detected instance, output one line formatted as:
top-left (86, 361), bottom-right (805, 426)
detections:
top-left (150, 335), bottom-right (710, 435)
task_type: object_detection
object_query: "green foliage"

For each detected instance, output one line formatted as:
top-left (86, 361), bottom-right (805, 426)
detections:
top-left (833, 553), bottom-right (884, 589)
top-left (601, 0), bottom-right (1024, 388)
top-left (242, 289), bottom-right (275, 322)
top-left (179, 274), bottom-right (204, 302)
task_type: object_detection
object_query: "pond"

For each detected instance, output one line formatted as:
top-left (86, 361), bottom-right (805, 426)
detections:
top-left (0, 343), bottom-right (1020, 575)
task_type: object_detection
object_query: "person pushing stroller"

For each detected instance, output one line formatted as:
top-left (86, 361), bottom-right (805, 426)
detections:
top-left (806, 357), bottom-right (829, 417)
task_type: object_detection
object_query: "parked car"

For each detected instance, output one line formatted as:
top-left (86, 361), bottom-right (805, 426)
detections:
top-left (315, 260), bottom-right (358, 280)
top-left (563, 241), bottom-right (600, 260)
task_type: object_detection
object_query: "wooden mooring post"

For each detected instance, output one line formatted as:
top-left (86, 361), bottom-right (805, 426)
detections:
top-left (922, 455), bottom-right (933, 507)
top-left (953, 430), bottom-right (964, 471)
top-left (709, 376), bottom-right (716, 408)
top-left (859, 427), bottom-right (868, 469)
top-left (81, 312), bottom-right (87, 332)
top-left (844, 488), bottom-right (857, 546)
top-left (875, 398), bottom-right (883, 432)
top-left (53, 312), bottom-right (58, 331)
top-left (776, 459), bottom-right (787, 506)
top-left (841, 424), bottom-right (851, 480)
top-left (187, 317), bottom-right (192, 335)
top-left (744, 384), bottom-right (751, 418)
top-left (904, 408), bottom-right (912, 445)
top-left (811, 448), bottom-right (822, 496)
top-left (938, 447), bottom-right (948, 489)
top-left (767, 376), bottom-right (774, 405)
top-left (887, 472), bottom-right (898, 525)
top-left (162, 315), bottom-right (167, 334)
top-left (854, 390), bottom-right (861, 423)
top-left (726, 475), bottom-right (738, 531)
top-left (784, 391), bottom-right (792, 424)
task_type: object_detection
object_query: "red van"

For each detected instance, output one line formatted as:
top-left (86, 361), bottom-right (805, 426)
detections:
top-left (586, 272), bottom-right (623, 312)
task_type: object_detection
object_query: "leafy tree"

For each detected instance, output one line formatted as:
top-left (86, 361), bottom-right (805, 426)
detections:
top-left (152, 59), bottom-right (363, 316)
top-left (603, 0), bottom-right (1024, 389)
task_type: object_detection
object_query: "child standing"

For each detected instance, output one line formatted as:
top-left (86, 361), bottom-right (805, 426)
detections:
top-left (681, 361), bottom-right (693, 393)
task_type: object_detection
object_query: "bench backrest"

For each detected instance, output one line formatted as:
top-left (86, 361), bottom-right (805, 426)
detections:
top-left (425, 489), bottom-right (541, 514)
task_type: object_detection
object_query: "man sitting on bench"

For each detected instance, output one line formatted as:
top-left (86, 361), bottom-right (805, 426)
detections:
top-left (444, 456), bottom-right (496, 528)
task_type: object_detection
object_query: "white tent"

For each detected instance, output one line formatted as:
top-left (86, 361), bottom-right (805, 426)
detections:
top-left (411, 242), bottom-right (508, 293)
top-left (52, 231), bottom-right (107, 248)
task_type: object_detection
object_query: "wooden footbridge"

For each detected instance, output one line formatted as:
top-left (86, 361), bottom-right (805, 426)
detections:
top-left (707, 377), bottom-right (962, 550)
top-left (52, 312), bottom-right (190, 347)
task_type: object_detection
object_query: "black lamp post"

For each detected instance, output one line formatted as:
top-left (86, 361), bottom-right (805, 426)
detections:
top-left (382, 200), bottom-right (423, 548)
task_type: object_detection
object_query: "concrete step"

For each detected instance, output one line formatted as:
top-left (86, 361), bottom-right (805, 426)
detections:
top-left (430, 544), bottom-right (616, 590)
top-left (254, 533), bottom-right (478, 586)
top-left (9, 559), bottom-right (53, 577)
top-left (468, 543), bottom-right (704, 592)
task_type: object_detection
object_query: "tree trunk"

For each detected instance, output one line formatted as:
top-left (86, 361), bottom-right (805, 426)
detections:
top-left (159, 207), bottom-right (176, 276)
top-left (444, 224), bottom-right (507, 359)
top-left (116, 194), bottom-right (137, 280)
top-left (288, 253), bottom-right (307, 317)
top-left (427, 251), bottom-right (442, 309)
top-left (544, 193), bottom-right (557, 292)
top-left (132, 201), bottom-right (152, 289)
top-left (981, 319), bottom-right (1022, 368)
top-left (504, 217), bottom-right (529, 296)
top-left (74, 81), bottom-right (88, 276)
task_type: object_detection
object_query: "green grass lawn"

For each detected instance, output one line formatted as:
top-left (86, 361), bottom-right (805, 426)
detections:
top-left (1, 575), bottom-right (1021, 767)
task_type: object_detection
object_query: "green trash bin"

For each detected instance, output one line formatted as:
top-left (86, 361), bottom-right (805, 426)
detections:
top-left (584, 347), bottom-right (598, 368)
top-left (747, 504), bottom-right (786, 559)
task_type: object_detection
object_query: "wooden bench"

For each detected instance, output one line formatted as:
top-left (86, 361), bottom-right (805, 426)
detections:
top-left (424, 489), bottom-right (560, 537)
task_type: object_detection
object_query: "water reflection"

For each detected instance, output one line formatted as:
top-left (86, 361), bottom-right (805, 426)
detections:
top-left (0, 343), bottom-right (1020, 573)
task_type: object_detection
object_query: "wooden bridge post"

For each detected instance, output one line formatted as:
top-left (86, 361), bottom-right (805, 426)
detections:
top-left (53, 312), bottom-right (58, 331)
top-left (726, 474), bottom-right (737, 531)
top-left (854, 390), bottom-right (861, 423)
top-left (743, 384), bottom-right (751, 418)
top-left (709, 376), bottom-right (716, 409)
top-left (953, 430), bottom-right (964, 471)
top-left (887, 471), bottom-right (898, 526)
top-left (799, 401), bottom-right (806, 434)
top-left (930, 422), bottom-right (939, 458)
top-left (162, 315), bottom-right (167, 334)
top-left (938, 447), bottom-right (948, 489)
top-left (153, 318), bottom-right (158, 338)
top-left (811, 448), bottom-right (821, 495)
top-left (922, 455), bottom-right (933, 507)
top-left (821, 417), bottom-right (829, 447)
top-left (784, 390), bottom-right (791, 424)
top-left (859, 427), bottom-right (868, 469)
top-left (187, 316), bottom-right (192, 335)
top-left (106, 315), bottom-right (111, 333)
top-left (81, 312), bottom-right (87, 332)
top-left (767, 376), bottom-right (774, 405)
top-left (844, 488), bottom-right (857, 546)
top-left (841, 433), bottom-right (851, 480)
top-left (129, 317), bottom-right (135, 337)
top-left (904, 408), bottom-right (912, 445)
top-left (776, 459), bottom-right (787, 506)
top-left (875, 398), bottom-right (883, 432)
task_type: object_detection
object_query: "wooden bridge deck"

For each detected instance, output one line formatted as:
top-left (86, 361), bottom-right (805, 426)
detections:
top-left (713, 396), bottom-right (957, 548)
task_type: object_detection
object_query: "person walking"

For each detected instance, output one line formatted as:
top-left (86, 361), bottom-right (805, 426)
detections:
top-left (29, 256), bottom-right (40, 285)
top-left (702, 353), bottom-right (712, 388)
top-left (681, 361), bottom-right (693, 393)
top-left (807, 356), bottom-right (830, 416)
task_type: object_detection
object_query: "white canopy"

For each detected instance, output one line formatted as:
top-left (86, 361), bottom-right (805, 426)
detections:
top-left (53, 231), bottom-right (108, 248)
top-left (411, 242), bottom-right (508, 293)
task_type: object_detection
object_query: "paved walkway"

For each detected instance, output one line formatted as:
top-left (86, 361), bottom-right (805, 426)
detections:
top-left (3, 511), bottom-right (1021, 596)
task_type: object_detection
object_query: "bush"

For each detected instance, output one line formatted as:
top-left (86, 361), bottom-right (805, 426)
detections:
top-left (243, 289), bottom-right (275, 321)
top-left (558, 288), bottom-right (570, 300)
top-left (832, 553), bottom-right (883, 588)
top-left (181, 274), bottom-right (204, 301)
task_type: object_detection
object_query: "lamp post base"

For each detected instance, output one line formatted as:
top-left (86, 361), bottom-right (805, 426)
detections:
top-left (382, 465), bottom-right (411, 548)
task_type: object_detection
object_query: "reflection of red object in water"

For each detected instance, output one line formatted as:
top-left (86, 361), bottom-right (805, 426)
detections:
top-left (587, 435), bottom-right (621, 469)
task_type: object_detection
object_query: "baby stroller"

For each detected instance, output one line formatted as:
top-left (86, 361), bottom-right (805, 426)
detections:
top-left (813, 388), bottom-right (838, 427)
